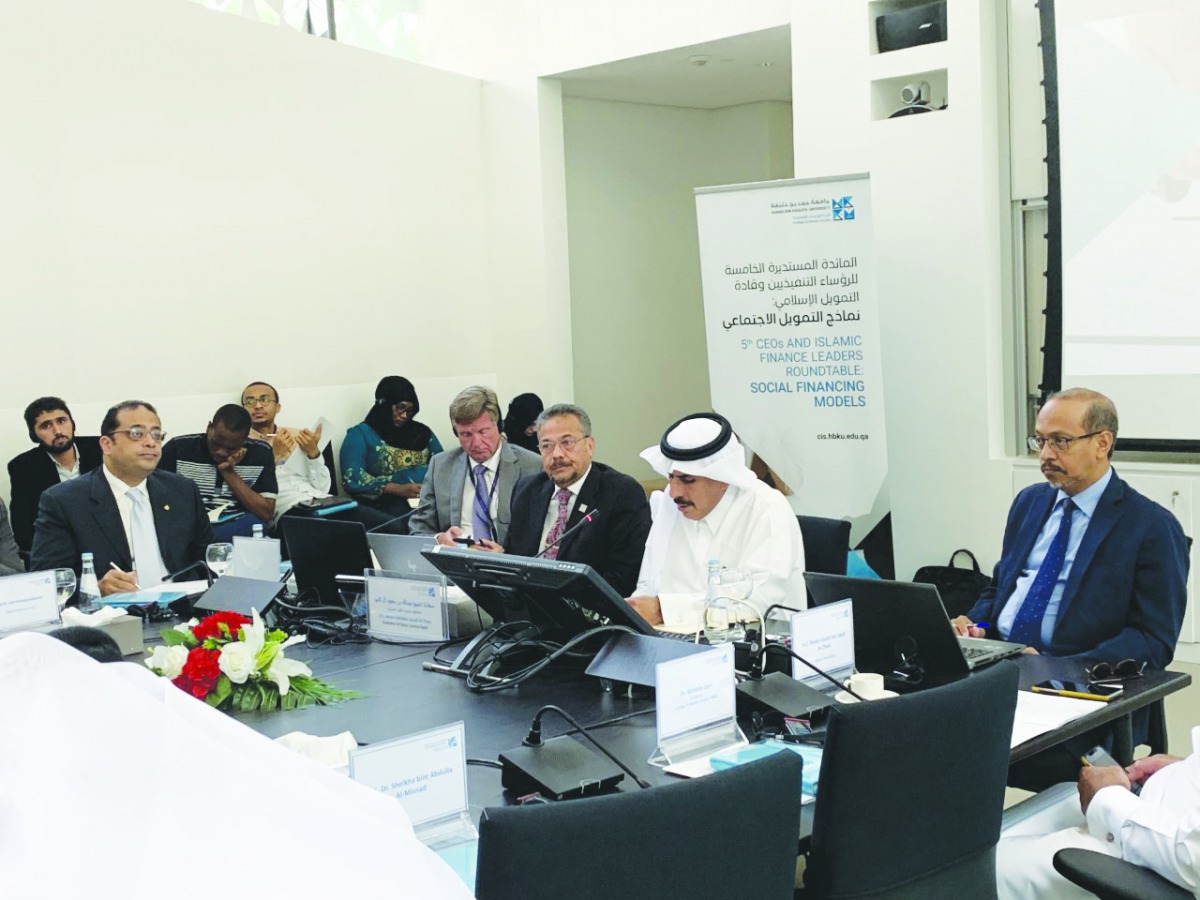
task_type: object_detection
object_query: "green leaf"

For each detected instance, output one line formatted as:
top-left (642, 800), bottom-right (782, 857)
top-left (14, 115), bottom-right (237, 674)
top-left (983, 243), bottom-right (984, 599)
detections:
top-left (209, 674), bottom-right (232, 708)
top-left (160, 629), bottom-right (190, 647)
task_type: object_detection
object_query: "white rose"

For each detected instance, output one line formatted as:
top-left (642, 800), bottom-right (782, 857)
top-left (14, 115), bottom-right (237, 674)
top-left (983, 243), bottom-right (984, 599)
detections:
top-left (218, 641), bottom-right (257, 684)
top-left (145, 644), bottom-right (188, 679)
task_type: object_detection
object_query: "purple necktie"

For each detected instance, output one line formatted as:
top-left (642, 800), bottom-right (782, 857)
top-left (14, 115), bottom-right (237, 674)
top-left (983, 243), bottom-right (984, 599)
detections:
top-left (472, 464), bottom-right (494, 542)
top-left (543, 489), bottom-right (573, 560)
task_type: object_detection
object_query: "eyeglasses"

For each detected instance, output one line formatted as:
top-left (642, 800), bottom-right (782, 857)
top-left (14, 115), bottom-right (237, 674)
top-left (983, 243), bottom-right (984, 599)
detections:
top-left (108, 427), bottom-right (167, 443)
top-left (241, 394), bottom-right (274, 407)
top-left (1085, 659), bottom-right (1146, 684)
top-left (539, 435), bottom-right (588, 454)
top-left (1027, 431), bottom-right (1103, 454)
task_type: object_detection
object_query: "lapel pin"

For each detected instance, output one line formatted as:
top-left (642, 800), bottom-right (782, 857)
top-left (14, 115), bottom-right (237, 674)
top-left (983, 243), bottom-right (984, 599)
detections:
top-left (164, 505), bottom-right (170, 511)
top-left (579, 503), bottom-right (588, 513)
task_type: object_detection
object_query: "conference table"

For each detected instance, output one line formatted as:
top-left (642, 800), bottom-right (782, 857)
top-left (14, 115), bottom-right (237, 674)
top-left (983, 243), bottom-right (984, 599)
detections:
top-left (215, 631), bottom-right (1192, 838)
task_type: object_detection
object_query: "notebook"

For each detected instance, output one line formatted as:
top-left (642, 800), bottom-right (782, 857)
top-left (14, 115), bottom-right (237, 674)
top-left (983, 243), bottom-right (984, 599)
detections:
top-left (803, 574), bottom-right (1025, 678)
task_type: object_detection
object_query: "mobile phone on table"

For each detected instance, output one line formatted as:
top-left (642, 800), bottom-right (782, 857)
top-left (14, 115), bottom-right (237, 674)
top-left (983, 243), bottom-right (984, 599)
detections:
top-left (1082, 745), bottom-right (1142, 795)
top-left (452, 536), bottom-right (479, 547)
top-left (1030, 680), bottom-right (1123, 702)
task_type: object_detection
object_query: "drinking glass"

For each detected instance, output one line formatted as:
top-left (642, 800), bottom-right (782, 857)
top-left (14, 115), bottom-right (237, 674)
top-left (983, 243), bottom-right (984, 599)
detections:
top-left (54, 568), bottom-right (76, 608)
top-left (206, 543), bottom-right (235, 579)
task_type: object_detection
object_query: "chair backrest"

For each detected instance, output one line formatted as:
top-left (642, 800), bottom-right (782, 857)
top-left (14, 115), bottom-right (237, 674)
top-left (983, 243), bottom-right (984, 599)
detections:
top-left (475, 751), bottom-right (804, 900)
top-left (806, 661), bottom-right (1020, 899)
top-left (798, 515), bottom-right (851, 576)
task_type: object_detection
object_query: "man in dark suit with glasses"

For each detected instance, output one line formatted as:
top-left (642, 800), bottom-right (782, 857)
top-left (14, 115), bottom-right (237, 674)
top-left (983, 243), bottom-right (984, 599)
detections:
top-left (30, 400), bottom-right (213, 598)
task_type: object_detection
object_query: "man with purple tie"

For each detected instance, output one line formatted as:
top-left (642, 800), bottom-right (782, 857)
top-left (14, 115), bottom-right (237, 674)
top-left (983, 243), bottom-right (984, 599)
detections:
top-left (409, 386), bottom-right (541, 547)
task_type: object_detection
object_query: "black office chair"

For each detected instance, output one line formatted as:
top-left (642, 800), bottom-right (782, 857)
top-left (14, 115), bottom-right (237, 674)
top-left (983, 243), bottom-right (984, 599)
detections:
top-left (797, 515), bottom-right (851, 576)
top-left (474, 751), bottom-right (804, 900)
top-left (801, 661), bottom-right (1020, 898)
top-left (1052, 848), bottom-right (1192, 900)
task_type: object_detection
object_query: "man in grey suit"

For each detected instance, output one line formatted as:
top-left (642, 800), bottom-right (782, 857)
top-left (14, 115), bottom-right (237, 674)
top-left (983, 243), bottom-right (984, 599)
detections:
top-left (408, 386), bottom-right (541, 547)
top-left (30, 400), bottom-right (214, 597)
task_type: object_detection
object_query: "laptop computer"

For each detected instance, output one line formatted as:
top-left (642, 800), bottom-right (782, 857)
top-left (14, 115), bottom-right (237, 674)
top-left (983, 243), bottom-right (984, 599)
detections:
top-left (367, 533), bottom-right (442, 579)
top-left (803, 574), bottom-right (1025, 679)
top-left (280, 517), bottom-right (374, 605)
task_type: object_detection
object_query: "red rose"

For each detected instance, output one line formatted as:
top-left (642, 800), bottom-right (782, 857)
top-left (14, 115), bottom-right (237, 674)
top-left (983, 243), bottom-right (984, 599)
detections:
top-left (192, 611), bottom-right (251, 643)
top-left (172, 647), bottom-right (222, 699)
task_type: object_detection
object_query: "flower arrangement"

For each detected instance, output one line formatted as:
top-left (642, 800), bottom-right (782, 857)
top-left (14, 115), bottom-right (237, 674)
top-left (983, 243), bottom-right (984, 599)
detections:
top-left (145, 609), bottom-right (361, 712)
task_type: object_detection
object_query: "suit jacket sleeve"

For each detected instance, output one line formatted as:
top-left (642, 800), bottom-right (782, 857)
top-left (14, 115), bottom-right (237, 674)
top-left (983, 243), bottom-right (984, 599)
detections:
top-left (1066, 507), bottom-right (1189, 668)
top-left (29, 488), bottom-right (80, 576)
top-left (967, 491), bottom-right (1028, 627)
top-left (594, 474), bottom-right (652, 598)
top-left (0, 499), bottom-right (24, 575)
top-left (183, 479), bottom-right (216, 569)
top-left (8, 456), bottom-right (39, 554)
top-left (407, 453), bottom-right (442, 535)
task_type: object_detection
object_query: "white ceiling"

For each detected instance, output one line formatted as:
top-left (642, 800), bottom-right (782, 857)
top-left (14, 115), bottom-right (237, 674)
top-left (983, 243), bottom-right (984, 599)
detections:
top-left (550, 26), bottom-right (792, 110)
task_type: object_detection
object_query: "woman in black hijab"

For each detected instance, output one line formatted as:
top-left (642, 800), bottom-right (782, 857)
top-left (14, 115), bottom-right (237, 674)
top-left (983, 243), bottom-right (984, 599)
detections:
top-left (502, 392), bottom-right (544, 454)
top-left (340, 376), bottom-right (443, 515)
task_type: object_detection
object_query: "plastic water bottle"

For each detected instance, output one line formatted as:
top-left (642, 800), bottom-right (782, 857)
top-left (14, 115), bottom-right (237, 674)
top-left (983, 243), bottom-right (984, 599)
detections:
top-left (78, 552), bottom-right (101, 613)
top-left (705, 558), bottom-right (730, 643)
top-left (252, 523), bottom-right (264, 539)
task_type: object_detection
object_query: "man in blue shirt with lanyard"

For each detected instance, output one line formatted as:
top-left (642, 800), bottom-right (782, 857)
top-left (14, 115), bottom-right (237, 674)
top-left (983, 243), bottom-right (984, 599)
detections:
top-left (954, 388), bottom-right (1188, 787)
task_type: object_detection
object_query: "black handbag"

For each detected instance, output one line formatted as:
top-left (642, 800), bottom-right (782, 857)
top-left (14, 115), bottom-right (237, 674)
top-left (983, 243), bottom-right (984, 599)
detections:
top-left (912, 549), bottom-right (991, 619)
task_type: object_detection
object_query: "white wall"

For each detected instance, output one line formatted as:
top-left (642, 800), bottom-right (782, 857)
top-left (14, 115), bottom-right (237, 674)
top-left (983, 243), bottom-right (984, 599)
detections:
top-left (562, 98), bottom-right (794, 476)
top-left (0, 0), bottom-right (559, 501)
top-left (791, 0), bottom-right (1016, 580)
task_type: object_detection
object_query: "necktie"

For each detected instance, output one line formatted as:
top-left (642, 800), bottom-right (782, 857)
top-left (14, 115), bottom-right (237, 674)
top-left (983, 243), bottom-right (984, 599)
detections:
top-left (1009, 498), bottom-right (1076, 650)
top-left (128, 488), bottom-right (168, 586)
top-left (472, 464), bottom-right (494, 542)
top-left (542, 489), bottom-right (573, 560)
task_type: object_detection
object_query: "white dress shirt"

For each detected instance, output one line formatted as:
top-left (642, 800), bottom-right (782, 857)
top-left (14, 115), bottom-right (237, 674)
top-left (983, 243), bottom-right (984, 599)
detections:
top-left (634, 479), bottom-right (806, 627)
top-left (101, 464), bottom-right (168, 581)
top-left (269, 441), bottom-right (333, 524)
top-left (458, 445), bottom-right (501, 538)
top-left (51, 445), bottom-right (81, 483)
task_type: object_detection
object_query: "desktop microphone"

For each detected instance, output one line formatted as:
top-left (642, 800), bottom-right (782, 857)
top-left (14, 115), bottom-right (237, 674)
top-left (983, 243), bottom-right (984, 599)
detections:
top-left (500, 703), bottom-right (649, 800)
top-left (736, 642), bottom-right (864, 719)
top-left (536, 509), bottom-right (601, 558)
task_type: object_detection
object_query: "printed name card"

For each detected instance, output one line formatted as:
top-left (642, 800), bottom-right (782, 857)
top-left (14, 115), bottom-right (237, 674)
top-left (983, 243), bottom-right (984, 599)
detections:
top-left (365, 571), bottom-right (449, 642)
top-left (349, 721), bottom-right (468, 829)
top-left (790, 598), bottom-right (855, 687)
top-left (655, 643), bottom-right (736, 743)
top-left (0, 570), bottom-right (60, 634)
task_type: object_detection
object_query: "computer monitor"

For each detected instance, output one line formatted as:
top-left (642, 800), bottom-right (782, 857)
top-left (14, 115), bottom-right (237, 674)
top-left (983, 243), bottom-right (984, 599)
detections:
top-left (420, 547), bottom-right (657, 640)
top-left (280, 517), bottom-right (373, 606)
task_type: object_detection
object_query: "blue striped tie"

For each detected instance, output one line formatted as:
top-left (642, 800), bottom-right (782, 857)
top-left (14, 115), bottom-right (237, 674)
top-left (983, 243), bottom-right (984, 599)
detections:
top-left (472, 464), bottom-right (494, 542)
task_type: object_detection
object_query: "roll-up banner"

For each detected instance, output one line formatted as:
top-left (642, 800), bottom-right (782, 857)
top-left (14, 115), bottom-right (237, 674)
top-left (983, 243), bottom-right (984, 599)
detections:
top-left (695, 174), bottom-right (892, 574)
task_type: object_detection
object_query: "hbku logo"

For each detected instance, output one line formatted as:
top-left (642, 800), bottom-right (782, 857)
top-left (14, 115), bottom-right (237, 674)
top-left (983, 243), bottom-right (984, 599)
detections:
top-left (832, 196), bottom-right (855, 221)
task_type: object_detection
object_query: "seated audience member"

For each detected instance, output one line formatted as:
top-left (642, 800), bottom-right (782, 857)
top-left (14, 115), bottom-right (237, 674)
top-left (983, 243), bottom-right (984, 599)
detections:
top-left (996, 731), bottom-right (1200, 897)
top-left (472, 403), bottom-right (651, 597)
top-left (29, 400), bottom-right (214, 595)
top-left (241, 381), bottom-right (329, 523)
top-left (0, 498), bottom-right (23, 576)
top-left (341, 376), bottom-right (443, 518)
top-left (7, 397), bottom-right (103, 553)
top-left (953, 389), bottom-right (1187, 782)
top-left (409, 386), bottom-right (542, 546)
top-left (241, 381), bottom-right (395, 531)
top-left (502, 392), bottom-right (544, 454)
top-left (48, 625), bottom-right (123, 662)
top-left (159, 404), bottom-right (277, 540)
top-left (627, 413), bottom-right (806, 627)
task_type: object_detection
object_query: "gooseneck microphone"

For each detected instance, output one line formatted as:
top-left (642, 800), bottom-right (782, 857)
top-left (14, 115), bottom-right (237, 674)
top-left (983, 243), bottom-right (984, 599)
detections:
top-left (748, 642), bottom-right (866, 702)
top-left (536, 509), bottom-right (601, 558)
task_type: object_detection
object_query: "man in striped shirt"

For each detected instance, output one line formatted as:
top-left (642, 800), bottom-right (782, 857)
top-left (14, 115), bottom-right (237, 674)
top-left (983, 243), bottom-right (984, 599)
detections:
top-left (159, 404), bottom-right (277, 539)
